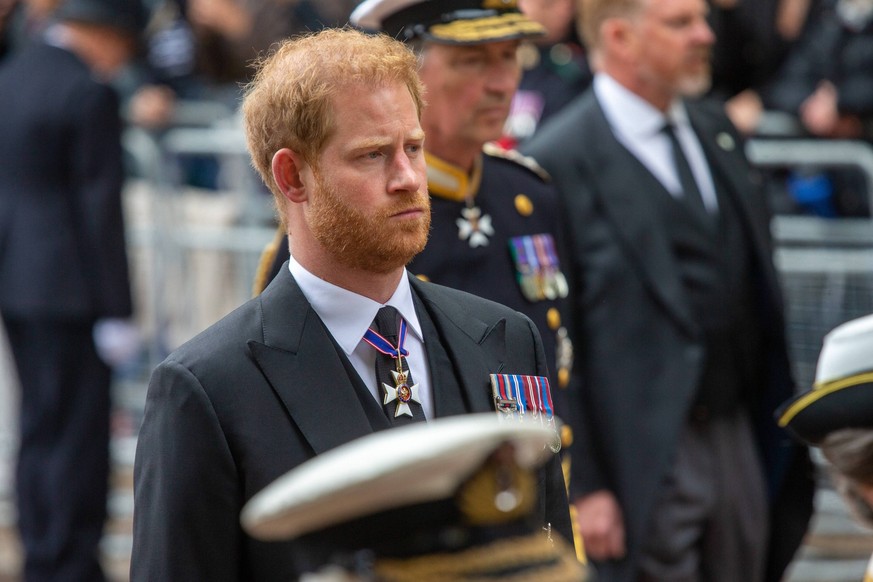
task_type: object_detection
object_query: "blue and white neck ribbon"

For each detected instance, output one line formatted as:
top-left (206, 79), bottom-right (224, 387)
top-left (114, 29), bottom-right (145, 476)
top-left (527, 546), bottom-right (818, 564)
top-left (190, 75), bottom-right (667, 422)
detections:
top-left (363, 318), bottom-right (409, 359)
top-left (365, 317), bottom-right (421, 418)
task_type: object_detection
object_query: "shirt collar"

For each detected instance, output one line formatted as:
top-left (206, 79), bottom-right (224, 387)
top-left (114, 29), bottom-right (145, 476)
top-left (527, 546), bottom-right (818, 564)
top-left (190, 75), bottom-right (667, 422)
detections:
top-left (594, 73), bottom-right (690, 138)
top-left (287, 254), bottom-right (424, 355)
top-left (43, 24), bottom-right (73, 50)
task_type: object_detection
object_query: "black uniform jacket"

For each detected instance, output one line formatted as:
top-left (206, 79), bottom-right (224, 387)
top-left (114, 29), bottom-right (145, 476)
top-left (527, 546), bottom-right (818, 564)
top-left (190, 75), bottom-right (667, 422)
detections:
top-left (0, 42), bottom-right (131, 320)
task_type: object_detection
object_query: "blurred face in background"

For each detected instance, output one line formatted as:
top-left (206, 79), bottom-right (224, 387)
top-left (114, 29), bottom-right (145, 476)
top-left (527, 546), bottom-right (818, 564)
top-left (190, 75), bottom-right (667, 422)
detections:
top-left (629, 0), bottom-right (714, 102)
top-left (418, 40), bottom-right (521, 168)
top-left (24, 0), bottom-right (62, 20)
top-left (519, 0), bottom-right (575, 44)
top-left (61, 21), bottom-right (138, 80)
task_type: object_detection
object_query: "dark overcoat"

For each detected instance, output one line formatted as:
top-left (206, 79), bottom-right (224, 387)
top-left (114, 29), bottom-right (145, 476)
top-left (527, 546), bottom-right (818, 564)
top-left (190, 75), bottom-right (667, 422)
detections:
top-left (523, 91), bottom-right (814, 582)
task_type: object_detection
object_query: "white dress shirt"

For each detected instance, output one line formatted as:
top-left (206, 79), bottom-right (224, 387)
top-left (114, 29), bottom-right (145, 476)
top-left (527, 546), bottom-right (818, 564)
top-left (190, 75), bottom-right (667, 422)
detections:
top-left (287, 255), bottom-right (433, 419)
top-left (594, 73), bottom-right (719, 214)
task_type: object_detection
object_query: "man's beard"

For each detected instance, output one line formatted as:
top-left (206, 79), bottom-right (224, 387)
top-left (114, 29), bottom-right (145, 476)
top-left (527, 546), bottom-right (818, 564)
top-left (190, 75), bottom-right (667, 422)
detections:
top-left (306, 170), bottom-right (431, 274)
top-left (678, 70), bottom-right (712, 98)
top-left (678, 50), bottom-right (712, 97)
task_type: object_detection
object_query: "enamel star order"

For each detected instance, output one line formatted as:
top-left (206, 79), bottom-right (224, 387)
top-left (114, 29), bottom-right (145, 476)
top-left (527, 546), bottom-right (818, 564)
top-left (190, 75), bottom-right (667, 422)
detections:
top-left (363, 316), bottom-right (421, 417)
top-left (457, 205), bottom-right (494, 248)
top-left (383, 369), bottom-right (421, 417)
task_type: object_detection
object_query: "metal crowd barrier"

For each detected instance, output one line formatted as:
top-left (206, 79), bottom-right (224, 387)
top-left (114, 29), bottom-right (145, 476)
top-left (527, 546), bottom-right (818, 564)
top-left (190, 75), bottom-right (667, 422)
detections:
top-left (746, 136), bottom-right (873, 392)
top-left (746, 131), bottom-right (873, 579)
top-left (123, 105), bottom-right (873, 385)
top-left (122, 103), bottom-right (276, 368)
top-left (747, 138), bottom-right (873, 212)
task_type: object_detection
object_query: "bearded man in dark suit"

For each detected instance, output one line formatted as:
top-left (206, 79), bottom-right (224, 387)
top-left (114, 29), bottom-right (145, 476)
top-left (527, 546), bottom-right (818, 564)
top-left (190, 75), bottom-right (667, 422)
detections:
top-left (522, 0), bottom-right (814, 580)
top-left (131, 27), bottom-right (572, 581)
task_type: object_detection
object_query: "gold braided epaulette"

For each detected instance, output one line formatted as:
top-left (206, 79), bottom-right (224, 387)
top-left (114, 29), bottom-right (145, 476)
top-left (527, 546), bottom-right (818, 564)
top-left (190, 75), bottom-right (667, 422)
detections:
top-left (252, 227), bottom-right (285, 297)
top-left (374, 533), bottom-right (586, 582)
top-left (483, 142), bottom-right (551, 182)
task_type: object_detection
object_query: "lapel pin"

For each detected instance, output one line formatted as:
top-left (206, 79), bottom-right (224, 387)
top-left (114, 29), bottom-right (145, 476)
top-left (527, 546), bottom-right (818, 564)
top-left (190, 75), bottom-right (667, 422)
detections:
top-left (716, 132), bottom-right (735, 152)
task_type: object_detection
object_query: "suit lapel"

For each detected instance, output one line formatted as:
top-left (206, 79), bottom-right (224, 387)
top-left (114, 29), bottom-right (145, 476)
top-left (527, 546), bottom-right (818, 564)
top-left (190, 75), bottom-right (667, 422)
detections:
top-left (687, 105), bottom-right (748, 209)
top-left (247, 266), bottom-right (375, 455)
top-left (410, 277), bottom-right (505, 413)
top-left (687, 105), bottom-right (780, 292)
top-left (248, 269), bottom-right (511, 448)
top-left (583, 96), bottom-right (698, 338)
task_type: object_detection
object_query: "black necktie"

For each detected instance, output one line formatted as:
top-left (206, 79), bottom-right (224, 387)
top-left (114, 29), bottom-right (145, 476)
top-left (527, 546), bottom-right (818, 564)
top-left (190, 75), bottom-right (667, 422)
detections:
top-left (663, 122), bottom-right (707, 215)
top-left (370, 306), bottom-right (425, 425)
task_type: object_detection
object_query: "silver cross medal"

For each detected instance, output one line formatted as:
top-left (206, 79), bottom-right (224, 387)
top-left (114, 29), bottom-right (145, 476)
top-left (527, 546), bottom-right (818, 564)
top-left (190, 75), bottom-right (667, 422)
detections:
top-left (456, 206), bottom-right (494, 248)
top-left (382, 361), bottom-right (421, 417)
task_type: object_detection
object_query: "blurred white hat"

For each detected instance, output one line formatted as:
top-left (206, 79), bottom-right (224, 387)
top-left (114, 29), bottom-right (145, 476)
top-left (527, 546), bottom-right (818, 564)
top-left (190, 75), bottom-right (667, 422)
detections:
top-left (777, 313), bottom-right (873, 444)
top-left (350, 0), bottom-right (545, 45)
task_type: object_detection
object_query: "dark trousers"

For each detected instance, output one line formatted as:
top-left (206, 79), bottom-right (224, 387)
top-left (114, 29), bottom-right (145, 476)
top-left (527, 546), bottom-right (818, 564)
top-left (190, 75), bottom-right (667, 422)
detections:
top-left (638, 410), bottom-right (768, 582)
top-left (3, 316), bottom-right (110, 582)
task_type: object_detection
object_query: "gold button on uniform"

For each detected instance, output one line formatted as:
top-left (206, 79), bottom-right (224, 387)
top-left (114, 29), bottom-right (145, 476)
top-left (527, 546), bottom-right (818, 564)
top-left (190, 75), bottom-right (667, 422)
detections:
top-left (561, 424), bottom-right (573, 447)
top-left (514, 194), bottom-right (533, 217)
top-left (547, 308), bottom-right (561, 330)
top-left (558, 368), bottom-right (570, 388)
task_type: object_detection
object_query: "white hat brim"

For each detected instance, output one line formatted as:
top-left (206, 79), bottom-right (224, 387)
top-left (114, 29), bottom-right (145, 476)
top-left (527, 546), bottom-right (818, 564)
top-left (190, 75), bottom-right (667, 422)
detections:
top-left (240, 413), bottom-right (556, 540)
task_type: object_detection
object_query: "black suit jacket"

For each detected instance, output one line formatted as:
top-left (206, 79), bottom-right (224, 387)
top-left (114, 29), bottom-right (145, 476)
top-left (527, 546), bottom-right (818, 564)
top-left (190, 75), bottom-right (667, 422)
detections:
top-left (131, 267), bottom-right (572, 580)
top-left (0, 42), bottom-right (131, 320)
top-left (523, 90), bottom-right (813, 581)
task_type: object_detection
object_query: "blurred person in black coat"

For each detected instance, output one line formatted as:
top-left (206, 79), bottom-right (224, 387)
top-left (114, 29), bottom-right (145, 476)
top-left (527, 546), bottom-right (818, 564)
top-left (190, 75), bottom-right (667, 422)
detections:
top-left (523, 0), bottom-right (814, 579)
top-left (0, 0), bottom-right (65, 59)
top-left (763, 0), bottom-right (873, 143)
top-left (702, 0), bottom-right (820, 135)
top-left (500, 0), bottom-right (593, 149)
top-left (0, 0), bottom-right (142, 578)
top-left (708, 0), bottom-right (820, 101)
top-left (139, 0), bottom-right (359, 112)
top-left (759, 0), bottom-right (873, 216)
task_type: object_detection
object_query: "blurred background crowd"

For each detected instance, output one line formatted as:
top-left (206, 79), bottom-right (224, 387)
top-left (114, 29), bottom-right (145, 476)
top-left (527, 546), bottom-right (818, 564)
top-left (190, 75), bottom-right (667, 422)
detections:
top-left (3, 0), bottom-right (872, 212)
top-left (2, 0), bottom-right (873, 580)
top-left (1, 0), bottom-right (870, 215)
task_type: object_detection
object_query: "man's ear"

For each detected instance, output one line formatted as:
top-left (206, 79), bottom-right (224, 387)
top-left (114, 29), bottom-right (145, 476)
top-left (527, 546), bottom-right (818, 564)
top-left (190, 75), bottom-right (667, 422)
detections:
top-left (602, 17), bottom-right (635, 58)
top-left (272, 148), bottom-right (310, 203)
